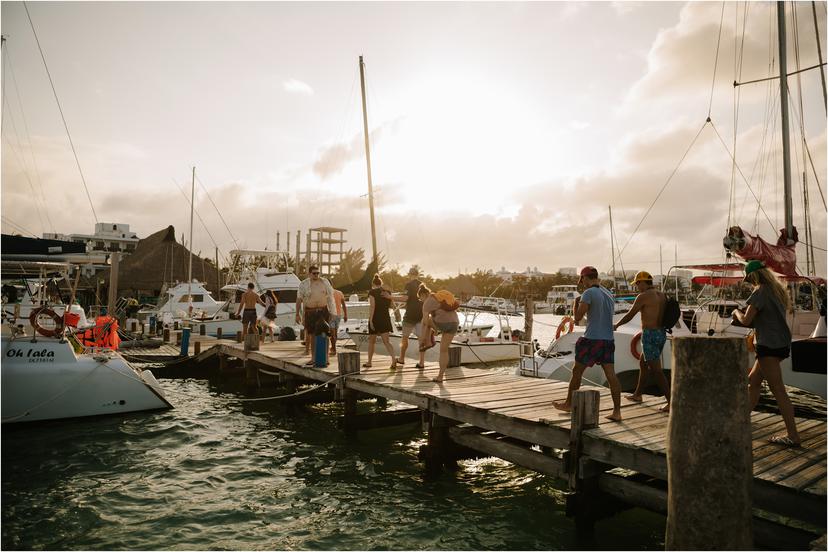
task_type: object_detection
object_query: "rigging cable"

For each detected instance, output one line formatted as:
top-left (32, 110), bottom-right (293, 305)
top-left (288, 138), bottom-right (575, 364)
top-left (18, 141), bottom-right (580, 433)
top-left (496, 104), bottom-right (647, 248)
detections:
top-left (2, 41), bottom-right (54, 233)
top-left (171, 177), bottom-right (228, 266)
top-left (708, 2), bottom-right (728, 118)
top-left (193, 173), bottom-right (240, 253)
top-left (811, 0), bottom-right (827, 112)
top-left (23, 1), bottom-right (98, 224)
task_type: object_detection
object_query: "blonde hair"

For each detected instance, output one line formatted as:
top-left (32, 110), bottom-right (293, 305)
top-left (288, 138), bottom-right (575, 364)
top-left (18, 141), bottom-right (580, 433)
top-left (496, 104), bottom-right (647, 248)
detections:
top-left (372, 274), bottom-right (383, 287)
top-left (747, 268), bottom-right (789, 309)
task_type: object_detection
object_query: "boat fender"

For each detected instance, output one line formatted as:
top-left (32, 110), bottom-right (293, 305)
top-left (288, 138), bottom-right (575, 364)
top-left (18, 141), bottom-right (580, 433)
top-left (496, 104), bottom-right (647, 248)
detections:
top-left (555, 316), bottom-right (575, 340)
top-left (29, 307), bottom-right (64, 338)
top-left (630, 331), bottom-right (642, 360)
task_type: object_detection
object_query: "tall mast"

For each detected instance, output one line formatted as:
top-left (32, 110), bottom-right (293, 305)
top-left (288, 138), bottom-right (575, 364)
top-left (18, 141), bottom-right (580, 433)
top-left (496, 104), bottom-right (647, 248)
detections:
top-left (608, 206), bottom-right (616, 289)
top-left (359, 55), bottom-right (378, 262)
top-left (777, 1), bottom-right (795, 244)
top-left (188, 166), bottom-right (195, 315)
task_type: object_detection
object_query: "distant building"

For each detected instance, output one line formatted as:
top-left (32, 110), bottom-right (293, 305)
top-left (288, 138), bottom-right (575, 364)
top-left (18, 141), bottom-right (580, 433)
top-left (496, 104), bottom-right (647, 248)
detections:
top-left (44, 222), bottom-right (139, 255)
top-left (558, 267), bottom-right (577, 276)
top-left (496, 265), bottom-right (550, 282)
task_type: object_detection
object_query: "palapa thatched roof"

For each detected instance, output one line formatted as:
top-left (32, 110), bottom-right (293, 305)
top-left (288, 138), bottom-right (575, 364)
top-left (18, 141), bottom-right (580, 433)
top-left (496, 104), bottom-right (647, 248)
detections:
top-left (102, 225), bottom-right (221, 296)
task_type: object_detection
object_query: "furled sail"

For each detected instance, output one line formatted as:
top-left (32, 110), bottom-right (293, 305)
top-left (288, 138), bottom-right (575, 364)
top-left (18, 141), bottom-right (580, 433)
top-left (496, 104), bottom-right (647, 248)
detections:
top-left (723, 226), bottom-right (798, 276)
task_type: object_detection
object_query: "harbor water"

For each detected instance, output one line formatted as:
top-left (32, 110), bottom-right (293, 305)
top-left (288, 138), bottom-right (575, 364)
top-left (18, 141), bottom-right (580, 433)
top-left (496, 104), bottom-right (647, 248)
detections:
top-left (3, 313), bottom-right (822, 550)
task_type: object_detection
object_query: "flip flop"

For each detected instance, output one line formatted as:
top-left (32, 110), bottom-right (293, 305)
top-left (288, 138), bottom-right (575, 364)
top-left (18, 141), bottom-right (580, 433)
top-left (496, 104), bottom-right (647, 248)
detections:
top-left (395, 358), bottom-right (405, 364)
top-left (768, 435), bottom-right (800, 447)
top-left (362, 362), bottom-right (372, 368)
top-left (415, 363), bottom-right (424, 369)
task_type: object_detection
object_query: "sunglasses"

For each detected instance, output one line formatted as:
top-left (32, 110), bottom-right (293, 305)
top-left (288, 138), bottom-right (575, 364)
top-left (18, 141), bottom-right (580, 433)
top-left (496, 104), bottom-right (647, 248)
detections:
top-left (310, 272), bottom-right (320, 275)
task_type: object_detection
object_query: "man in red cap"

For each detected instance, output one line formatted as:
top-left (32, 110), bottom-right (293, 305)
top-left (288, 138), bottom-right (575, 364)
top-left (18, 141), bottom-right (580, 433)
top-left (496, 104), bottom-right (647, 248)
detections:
top-left (553, 266), bottom-right (622, 422)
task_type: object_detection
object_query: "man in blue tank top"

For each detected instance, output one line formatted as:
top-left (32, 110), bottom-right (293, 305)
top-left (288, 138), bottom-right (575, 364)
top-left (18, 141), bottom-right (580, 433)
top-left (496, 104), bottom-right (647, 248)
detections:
top-left (553, 266), bottom-right (622, 422)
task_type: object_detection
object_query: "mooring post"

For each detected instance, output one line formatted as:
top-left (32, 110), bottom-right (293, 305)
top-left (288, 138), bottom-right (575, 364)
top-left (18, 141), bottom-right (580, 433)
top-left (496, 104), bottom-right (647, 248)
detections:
top-left (179, 327), bottom-right (191, 357)
top-left (524, 298), bottom-right (533, 343)
top-left (244, 333), bottom-right (259, 352)
top-left (218, 353), bottom-right (226, 373)
top-left (236, 331), bottom-right (242, 343)
top-left (163, 328), bottom-right (170, 343)
top-left (336, 351), bottom-right (361, 433)
top-left (175, 331), bottom-right (182, 346)
top-left (666, 336), bottom-right (752, 550)
top-left (130, 320), bottom-right (137, 332)
top-left (199, 324), bottom-right (206, 336)
top-left (194, 341), bottom-right (201, 355)
top-left (421, 413), bottom-right (458, 474)
top-left (565, 388), bottom-right (601, 534)
top-left (216, 327), bottom-right (223, 340)
top-left (448, 345), bottom-right (461, 367)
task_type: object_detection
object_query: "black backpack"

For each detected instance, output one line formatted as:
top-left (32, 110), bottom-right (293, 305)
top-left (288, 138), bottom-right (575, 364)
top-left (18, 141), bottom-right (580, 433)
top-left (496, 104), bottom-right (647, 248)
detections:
top-left (661, 296), bottom-right (681, 332)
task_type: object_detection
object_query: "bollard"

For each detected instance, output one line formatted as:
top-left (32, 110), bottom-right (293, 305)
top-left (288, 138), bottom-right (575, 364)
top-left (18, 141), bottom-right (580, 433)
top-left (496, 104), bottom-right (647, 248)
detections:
top-left (174, 321), bottom-right (180, 331)
top-left (130, 321), bottom-right (137, 332)
top-left (244, 333), bottom-right (259, 352)
top-left (236, 331), bottom-right (242, 343)
top-left (175, 332), bottom-right (182, 346)
top-left (163, 328), bottom-right (170, 343)
top-left (194, 341), bottom-right (201, 355)
top-left (179, 327), bottom-right (191, 357)
top-left (448, 345), bottom-right (461, 367)
top-left (199, 324), bottom-right (206, 336)
top-left (666, 336), bottom-right (752, 550)
top-left (216, 327), bottom-right (223, 340)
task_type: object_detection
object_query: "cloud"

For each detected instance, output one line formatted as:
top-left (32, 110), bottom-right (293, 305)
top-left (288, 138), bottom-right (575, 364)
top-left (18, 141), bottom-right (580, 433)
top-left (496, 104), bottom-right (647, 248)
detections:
top-left (282, 78), bottom-right (314, 96)
top-left (312, 118), bottom-right (402, 180)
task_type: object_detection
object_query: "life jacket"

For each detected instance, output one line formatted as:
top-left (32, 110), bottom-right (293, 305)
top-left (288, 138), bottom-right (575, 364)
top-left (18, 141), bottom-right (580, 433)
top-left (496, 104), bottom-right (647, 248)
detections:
top-left (78, 315), bottom-right (121, 350)
top-left (433, 290), bottom-right (460, 311)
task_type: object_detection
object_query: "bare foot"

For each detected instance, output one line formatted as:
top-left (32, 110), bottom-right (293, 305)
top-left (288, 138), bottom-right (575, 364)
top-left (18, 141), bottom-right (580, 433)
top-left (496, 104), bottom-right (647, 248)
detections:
top-left (625, 394), bottom-right (643, 402)
top-left (552, 400), bottom-right (571, 412)
top-left (395, 357), bottom-right (405, 364)
top-left (659, 404), bottom-right (670, 413)
top-left (605, 412), bottom-right (623, 422)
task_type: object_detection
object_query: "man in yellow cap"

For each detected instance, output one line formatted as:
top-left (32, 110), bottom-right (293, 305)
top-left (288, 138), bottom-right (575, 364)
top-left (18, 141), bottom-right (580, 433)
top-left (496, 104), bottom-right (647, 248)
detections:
top-left (613, 270), bottom-right (671, 412)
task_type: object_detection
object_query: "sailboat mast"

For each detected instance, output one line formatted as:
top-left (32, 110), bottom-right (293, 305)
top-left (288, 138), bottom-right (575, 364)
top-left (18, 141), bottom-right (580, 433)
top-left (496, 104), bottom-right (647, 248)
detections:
top-left (359, 56), bottom-right (379, 262)
top-left (188, 166), bottom-right (195, 313)
top-left (777, 1), bottom-right (795, 243)
top-left (608, 206), bottom-right (616, 289)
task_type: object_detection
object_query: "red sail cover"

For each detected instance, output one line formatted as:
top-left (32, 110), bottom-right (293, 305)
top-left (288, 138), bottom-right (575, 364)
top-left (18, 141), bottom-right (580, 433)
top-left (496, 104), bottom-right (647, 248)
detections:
top-left (725, 226), bottom-right (798, 276)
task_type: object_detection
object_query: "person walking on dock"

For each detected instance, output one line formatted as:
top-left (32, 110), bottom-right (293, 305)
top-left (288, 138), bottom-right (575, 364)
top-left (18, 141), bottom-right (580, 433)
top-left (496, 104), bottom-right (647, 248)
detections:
top-left (613, 271), bottom-right (671, 412)
top-left (393, 266), bottom-right (423, 366)
top-left (329, 288), bottom-right (348, 355)
top-left (260, 290), bottom-right (279, 343)
top-left (553, 266), bottom-right (622, 421)
top-left (365, 275), bottom-right (398, 370)
top-left (236, 282), bottom-right (265, 342)
top-left (733, 260), bottom-right (800, 446)
top-left (422, 288), bottom-right (460, 383)
top-left (295, 265), bottom-right (336, 365)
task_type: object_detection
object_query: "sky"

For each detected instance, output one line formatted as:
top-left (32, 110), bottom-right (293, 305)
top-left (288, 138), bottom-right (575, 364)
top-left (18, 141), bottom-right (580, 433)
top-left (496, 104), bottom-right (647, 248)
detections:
top-left (2, 1), bottom-right (826, 278)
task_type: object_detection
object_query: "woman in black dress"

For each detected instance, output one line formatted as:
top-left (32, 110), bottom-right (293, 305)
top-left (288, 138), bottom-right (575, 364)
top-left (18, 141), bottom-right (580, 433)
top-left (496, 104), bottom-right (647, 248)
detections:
top-left (365, 274), bottom-right (398, 369)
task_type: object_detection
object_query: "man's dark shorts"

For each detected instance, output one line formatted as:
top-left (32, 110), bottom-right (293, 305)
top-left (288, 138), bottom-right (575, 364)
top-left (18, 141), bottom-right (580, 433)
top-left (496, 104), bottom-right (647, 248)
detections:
top-left (575, 337), bottom-right (615, 367)
top-left (756, 344), bottom-right (790, 359)
top-left (242, 308), bottom-right (258, 327)
top-left (304, 307), bottom-right (330, 336)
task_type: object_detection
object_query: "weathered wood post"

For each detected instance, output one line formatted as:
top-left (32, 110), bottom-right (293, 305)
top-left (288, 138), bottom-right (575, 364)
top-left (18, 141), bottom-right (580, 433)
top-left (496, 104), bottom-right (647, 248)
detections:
top-left (194, 341), bottom-right (201, 355)
top-left (175, 331), bottom-right (182, 346)
top-left (244, 333), bottom-right (259, 352)
top-left (218, 353), bottom-right (226, 373)
top-left (163, 328), bottom-right (170, 343)
top-left (243, 333), bottom-right (259, 386)
top-left (565, 389), bottom-right (601, 533)
top-left (216, 327), bottom-right (223, 340)
top-left (130, 320), bottom-right (137, 332)
top-left (337, 351), bottom-right (361, 433)
top-left (420, 413), bottom-right (459, 475)
top-left (666, 336), bottom-right (752, 550)
top-left (524, 298), bottom-right (533, 343)
top-left (448, 345), bottom-right (461, 367)
top-left (199, 324), bottom-right (206, 336)
top-left (173, 321), bottom-right (180, 331)
top-left (236, 331), bottom-right (242, 343)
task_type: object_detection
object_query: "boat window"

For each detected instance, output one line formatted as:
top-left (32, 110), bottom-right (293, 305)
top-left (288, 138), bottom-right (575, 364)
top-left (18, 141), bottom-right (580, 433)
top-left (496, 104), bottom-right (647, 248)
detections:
top-left (178, 294), bottom-right (204, 303)
top-left (275, 290), bottom-right (297, 303)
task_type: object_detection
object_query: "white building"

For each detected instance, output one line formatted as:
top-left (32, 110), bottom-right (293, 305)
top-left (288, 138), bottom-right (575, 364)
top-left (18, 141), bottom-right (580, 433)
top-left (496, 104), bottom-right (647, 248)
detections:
top-left (44, 223), bottom-right (140, 255)
top-left (558, 267), bottom-right (577, 276)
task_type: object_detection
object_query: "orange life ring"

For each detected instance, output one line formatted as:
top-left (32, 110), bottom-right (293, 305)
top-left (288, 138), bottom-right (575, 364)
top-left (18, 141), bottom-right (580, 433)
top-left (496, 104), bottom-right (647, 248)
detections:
top-left (630, 331), bottom-right (643, 360)
top-left (29, 307), bottom-right (64, 338)
top-left (555, 316), bottom-right (575, 340)
top-left (746, 332), bottom-right (755, 353)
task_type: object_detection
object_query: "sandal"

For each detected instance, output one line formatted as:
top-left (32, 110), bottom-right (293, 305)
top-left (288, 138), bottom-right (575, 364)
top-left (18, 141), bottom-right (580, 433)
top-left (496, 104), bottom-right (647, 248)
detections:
top-left (362, 362), bottom-right (372, 368)
top-left (768, 435), bottom-right (801, 447)
top-left (395, 358), bottom-right (405, 364)
top-left (415, 363), bottom-right (424, 369)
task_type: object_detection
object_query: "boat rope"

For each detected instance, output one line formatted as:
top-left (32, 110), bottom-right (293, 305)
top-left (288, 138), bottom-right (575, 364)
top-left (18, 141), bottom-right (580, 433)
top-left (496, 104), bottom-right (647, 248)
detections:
top-left (171, 177), bottom-right (227, 265)
top-left (194, 173), bottom-right (240, 252)
top-left (707, 1), bottom-right (727, 118)
top-left (103, 363), bottom-right (347, 403)
top-left (616, 121), bottom-right (707, 260)
top-left (1, 361), bottom-right (104, 422)
top-left (1, 41), bottom-right (53, 233)
top-left (23, 1), bottom-right (98, 224)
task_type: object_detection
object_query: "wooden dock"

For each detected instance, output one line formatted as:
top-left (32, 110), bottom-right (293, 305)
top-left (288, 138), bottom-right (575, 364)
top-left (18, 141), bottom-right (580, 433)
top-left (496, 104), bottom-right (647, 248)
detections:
top-left (151, 339), bottom-right (826, 545)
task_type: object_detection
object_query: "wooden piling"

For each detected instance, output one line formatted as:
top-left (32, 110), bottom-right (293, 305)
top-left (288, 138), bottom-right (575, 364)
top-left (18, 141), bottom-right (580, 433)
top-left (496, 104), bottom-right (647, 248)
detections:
top-left (244, 333), bottom-right (259, 352)
top-left (336, 351), bottom-right (361, 432)
top-left (666, 336), bottom-right (752, 550)
top-left (175, 332), bottom-right (182, 346)
top-left (194, 341), bottom-right (201, 355)
top-left (565, 389), bottom-right (602, 534)
top-left (216, 327), bottom-right (223, 340)
top-left (524, 298), bottom-right (533, 343)
top-left (199, 324), bottom-right (206, 336)
top-left (174, 321), bottom-right (180, 331)
top-left (236, 331), bottom-right (242, 343)
top-left (130, 321), bottom-right (137, 332)
top-left (448, 345), bottom-right (461, 367)
top-left (163, 328), bottom-right (170, 343)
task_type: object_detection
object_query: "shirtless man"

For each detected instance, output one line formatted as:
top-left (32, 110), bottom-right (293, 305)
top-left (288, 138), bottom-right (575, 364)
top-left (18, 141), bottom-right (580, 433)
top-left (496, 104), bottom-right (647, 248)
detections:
top-left (614, 271), bottom-right (670, 412)
top-left (236, 282), bottom-right (265, 341)
top-left (295, 265), bottom-right (336, 365)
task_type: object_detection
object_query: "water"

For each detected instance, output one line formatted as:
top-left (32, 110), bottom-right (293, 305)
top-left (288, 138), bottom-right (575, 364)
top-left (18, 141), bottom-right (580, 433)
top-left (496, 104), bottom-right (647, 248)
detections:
top-left (4, 312), bottom-right (822, 550)
top-left (2, 377), bottom-right (668, 550)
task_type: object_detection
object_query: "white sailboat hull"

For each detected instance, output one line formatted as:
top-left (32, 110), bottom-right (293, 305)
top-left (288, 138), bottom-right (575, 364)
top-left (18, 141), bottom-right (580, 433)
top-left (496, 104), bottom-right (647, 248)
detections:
top-left (1, 336), bottom-right (172, 423)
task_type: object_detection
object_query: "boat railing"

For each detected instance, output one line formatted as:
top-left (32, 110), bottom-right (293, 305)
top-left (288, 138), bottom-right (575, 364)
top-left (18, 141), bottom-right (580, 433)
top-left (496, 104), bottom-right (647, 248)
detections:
top-left (518, 340), bottom-right (539, 377)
